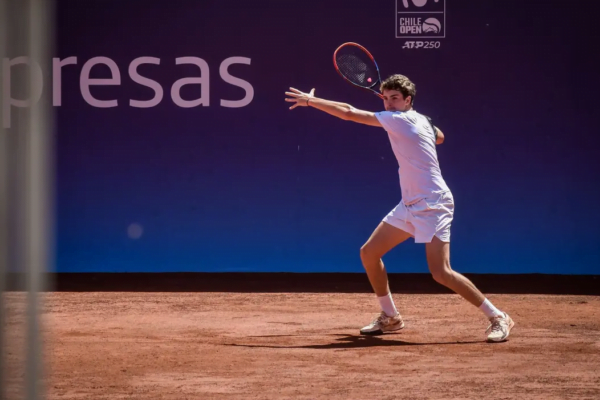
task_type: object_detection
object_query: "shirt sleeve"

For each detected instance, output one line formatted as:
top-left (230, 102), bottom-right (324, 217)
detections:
top-left (375, 111), bottom-right (411, 137)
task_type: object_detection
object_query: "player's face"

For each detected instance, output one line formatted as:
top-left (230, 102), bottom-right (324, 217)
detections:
top-left (382, 90), bottom-right (412, 112)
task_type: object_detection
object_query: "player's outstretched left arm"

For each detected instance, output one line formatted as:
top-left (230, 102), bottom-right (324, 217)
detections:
top-left (285, 87), bottom-right (382, 128)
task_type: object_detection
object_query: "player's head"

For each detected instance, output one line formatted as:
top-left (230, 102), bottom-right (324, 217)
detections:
top-left (380, 74), bottom-right (416, 112)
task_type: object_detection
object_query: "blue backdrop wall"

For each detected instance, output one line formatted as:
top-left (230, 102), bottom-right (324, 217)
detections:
top-left (39, 0), bottom-right (600, 273)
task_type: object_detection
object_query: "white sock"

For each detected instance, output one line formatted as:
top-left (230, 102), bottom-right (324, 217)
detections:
top-left (479, 298), bottom-right (503, 319)
top-left (378, 293), bottom-right (399, 317)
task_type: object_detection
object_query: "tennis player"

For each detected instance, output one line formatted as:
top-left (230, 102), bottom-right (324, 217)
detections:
top-left (284, 75), bottom-right (514, 342)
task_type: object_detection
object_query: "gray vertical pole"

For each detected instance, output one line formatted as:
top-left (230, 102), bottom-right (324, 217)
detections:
top-left (0, 0), bottom-right (8, 398)
top-left (25, 0), bottom-right (54, 399)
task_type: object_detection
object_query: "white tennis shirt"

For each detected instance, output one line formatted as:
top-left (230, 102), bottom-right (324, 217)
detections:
top-left (375, 109), bottom-right (451, 205)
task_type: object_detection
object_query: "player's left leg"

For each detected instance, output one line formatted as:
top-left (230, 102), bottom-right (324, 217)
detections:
top-left (425, 236), bottom-right (515, 342)
top-left (358, 221), bottom-right (413, 335)
top-left (360, 221), bottom-right (412, 298)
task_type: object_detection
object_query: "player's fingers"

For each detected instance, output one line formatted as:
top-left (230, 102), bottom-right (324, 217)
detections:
top-left (285, 92), bottom-right (300, 98)
top-left (289, 88), bottom-right (303, 94)
top-left (289, 103), bottom-right (299, 110)
top-left (284, 98), bottom-right (297, 102)
top-left (309, 88), bottom-right (315, 96)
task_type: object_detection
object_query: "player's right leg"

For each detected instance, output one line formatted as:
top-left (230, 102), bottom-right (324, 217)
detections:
top-left (425, 236), bottom-right (515, 342)
top-left (359, 221), bottom-right (412, 335)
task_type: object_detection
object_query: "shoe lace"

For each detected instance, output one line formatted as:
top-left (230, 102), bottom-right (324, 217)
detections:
top-left (486, 315), bottom-right (506, 335)
top-left (372, 311), bottom-right (389, 324)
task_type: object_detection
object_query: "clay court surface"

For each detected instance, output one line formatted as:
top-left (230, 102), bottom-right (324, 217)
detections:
top-left (4, 288), bottom-right (600, 399)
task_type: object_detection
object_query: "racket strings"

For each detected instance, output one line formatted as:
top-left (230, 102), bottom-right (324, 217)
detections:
top-left (335, 47), bottom-right (378, 88)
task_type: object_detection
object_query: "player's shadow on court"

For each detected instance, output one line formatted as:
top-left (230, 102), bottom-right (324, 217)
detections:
top-left (225, 334), bottom-right (482, 349)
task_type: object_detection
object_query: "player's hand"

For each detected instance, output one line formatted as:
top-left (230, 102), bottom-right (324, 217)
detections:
top-left (285, 87), bottom-right (315, 110)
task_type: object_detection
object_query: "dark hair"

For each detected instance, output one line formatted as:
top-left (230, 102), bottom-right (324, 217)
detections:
top-left (380, 74), bottom-right (416, 104)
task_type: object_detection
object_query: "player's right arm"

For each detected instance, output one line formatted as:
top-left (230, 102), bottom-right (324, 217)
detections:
top-left (435, 127), bottom-right (444, 144)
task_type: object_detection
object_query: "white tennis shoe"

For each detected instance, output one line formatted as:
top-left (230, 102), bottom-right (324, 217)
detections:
top-left (486, 312), bottom-right (515, 342)
top-left (360, 311), bottom-right (405, 335)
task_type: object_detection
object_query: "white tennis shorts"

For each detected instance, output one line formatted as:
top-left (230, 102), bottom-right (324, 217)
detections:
top-left (382, 191), bottom-right (454, 243)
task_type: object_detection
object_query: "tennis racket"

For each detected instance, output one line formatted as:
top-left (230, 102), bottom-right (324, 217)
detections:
top-left (334, 42), bottom-right (439, 141)
top-left (333, 42), bottom-right (384, 99)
